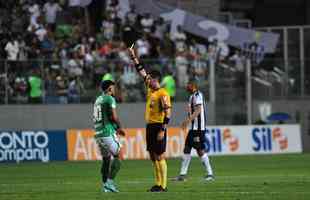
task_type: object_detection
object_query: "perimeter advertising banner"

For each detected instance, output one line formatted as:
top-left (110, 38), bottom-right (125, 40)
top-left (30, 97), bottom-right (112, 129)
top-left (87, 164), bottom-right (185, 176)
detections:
top-left (66, 128), bottom-right (186, 160)
top-left (0, 125), bottom-right (302, 163)
top-left (0, 130), bottom-right (67, 163)
top-left (204, 125), bottom-right (302, 155)
top-left (66, 125), bottom-right (302, 161)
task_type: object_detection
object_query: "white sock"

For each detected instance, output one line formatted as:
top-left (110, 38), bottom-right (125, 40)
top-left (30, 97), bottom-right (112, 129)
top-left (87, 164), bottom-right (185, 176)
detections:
top-left (180, 154), bottom-right (191, 175)
top-left (200, 153), bottom-right (213, 176)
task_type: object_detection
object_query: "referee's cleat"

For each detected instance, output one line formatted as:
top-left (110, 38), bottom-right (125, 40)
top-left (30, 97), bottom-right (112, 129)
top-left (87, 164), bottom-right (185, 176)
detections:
top-left (159, 186), bottom-right (168, 192)
top-left (205, 175), bottom-right (215, 181)
top-left (147, 185), bottom-right (161, 192)
top-left (172, 175), bottom-right (187, 182)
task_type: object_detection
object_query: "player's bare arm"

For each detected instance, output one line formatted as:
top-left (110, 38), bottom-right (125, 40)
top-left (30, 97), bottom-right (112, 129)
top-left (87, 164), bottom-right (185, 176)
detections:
top-left (111, 108), bottom-right (125, 136)
top-left (181, 105), bottom-right (202, 130)
top-left (128, 44), bottom-right (151, 85)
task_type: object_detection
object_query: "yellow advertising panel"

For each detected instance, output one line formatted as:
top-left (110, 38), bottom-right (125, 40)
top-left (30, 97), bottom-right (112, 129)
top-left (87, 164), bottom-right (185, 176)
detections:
top-left (67, 128), bottom-right (186, 161)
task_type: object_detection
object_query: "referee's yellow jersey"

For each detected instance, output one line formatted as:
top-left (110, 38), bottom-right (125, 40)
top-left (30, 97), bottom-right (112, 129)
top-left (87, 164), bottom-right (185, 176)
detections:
top-left (145, 87), bottom-right (171, 124)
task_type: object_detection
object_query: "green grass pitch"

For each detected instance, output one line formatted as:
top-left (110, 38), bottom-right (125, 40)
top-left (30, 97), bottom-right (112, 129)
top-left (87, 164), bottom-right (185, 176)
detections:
top-left (1, 154), bottom-right (310, 200)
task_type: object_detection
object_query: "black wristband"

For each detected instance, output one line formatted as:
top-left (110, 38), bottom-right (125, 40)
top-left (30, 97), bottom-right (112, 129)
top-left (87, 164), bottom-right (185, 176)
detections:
top-left (163, 117), bottom-right (170, 125)
top-left (135, 63), bottom-right (144, 72)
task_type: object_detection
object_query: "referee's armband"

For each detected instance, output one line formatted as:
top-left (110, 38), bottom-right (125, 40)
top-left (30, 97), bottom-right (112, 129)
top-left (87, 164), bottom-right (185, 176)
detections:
top-left (135, 63), bottom-right (144, 72)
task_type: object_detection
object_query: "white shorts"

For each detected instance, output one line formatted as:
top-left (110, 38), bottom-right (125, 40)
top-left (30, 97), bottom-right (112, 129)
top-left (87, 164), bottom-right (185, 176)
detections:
top-left (96, 134), bottom-right (121, 157)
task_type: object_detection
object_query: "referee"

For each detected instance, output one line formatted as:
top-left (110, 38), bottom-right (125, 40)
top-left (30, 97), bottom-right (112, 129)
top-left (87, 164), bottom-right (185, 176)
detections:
top-left (129, 45), bottom-right (172, 192)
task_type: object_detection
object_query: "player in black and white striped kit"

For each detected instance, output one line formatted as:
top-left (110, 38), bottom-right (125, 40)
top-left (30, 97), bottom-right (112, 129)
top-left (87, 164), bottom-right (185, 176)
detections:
top-left (174, 80), bottom-right (214, 182)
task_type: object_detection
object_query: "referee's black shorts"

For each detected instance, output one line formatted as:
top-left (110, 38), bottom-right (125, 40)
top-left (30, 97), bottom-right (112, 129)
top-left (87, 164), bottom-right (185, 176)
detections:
top-left (146, 123), bottom-right (167, 154)
top-left (183, 130), bottom-right (206, 154)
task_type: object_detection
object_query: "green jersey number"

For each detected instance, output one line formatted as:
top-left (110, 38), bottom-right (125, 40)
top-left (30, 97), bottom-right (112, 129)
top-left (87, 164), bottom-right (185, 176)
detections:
top-left (93, 104), bottom-right (103, 123)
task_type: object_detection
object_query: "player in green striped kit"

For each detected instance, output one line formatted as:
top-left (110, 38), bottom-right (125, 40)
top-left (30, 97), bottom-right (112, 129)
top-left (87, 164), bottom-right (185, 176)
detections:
top-left (93, 80), bottom-right (125, 193)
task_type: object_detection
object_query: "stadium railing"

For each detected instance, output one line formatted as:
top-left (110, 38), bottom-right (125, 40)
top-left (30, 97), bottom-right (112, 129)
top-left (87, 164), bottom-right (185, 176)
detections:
top-left (0, 57), bottom-right (309, 106)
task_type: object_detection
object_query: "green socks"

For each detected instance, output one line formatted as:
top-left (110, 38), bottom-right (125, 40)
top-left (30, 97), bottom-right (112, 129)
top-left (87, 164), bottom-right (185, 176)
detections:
top-left (101, 157), bottom-right (111, 183)
top-left (110, 157), bottom-right (121, 180)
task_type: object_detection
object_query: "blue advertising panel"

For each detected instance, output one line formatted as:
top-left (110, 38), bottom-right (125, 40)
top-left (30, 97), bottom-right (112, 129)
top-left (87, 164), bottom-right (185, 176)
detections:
top-left (0, 130), bottom-right (67, 163)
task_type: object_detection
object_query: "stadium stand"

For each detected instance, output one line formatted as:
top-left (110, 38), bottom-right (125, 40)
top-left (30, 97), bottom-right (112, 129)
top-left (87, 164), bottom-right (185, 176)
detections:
top-left (0, 0), bottom-right (301, 105)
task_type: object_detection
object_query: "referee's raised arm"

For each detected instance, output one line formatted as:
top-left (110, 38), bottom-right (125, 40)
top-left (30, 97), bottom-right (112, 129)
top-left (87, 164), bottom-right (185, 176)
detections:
top-left (128, 44), bottom-right (151, 85)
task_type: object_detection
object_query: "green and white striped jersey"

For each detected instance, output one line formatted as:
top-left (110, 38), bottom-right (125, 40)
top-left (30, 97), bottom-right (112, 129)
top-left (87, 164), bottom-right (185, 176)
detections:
top-left (93, 94), bottom-right (117, 137)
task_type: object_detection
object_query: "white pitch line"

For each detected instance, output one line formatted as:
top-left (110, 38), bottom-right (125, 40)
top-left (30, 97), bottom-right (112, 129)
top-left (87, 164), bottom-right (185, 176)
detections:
top-left (0, 175), bottom-right (309, 186)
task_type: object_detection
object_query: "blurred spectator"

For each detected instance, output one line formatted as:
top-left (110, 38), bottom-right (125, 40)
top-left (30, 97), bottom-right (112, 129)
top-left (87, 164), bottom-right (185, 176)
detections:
top-left (13, 76), bottom-right (28, 104)
top-left (0, 76), bottom-right (6, 104)
top-left (28, 69), bottom-right (43, 104)
top-left (106, 0), bottom-right (121, 20)
top-left (35, 24), bottom-right (48, 42)
top-left (58, 40), bottom-right (70, 69)
top-left (118, 42), bottom-right (131, 64)
top-left (67, 51), bottom-right (83, 77)
top-left (11, 6), bottom-right (26, 34)
top-left (84, 45), bottom-right (95, 69)
top-left (229, 49), bottom-right (245, 72)
top-left (218, 40), bottom-right (230, 62)
top-left (170, 25), bottom-right (187, 52)
top-left (148, 34), bottom-right (161, 59)
top-left (55, 23), bottom-right (73, 39)
top-left (28, 0), bottom-right (41, 28)
top-left (27, 36), bottom-right (41, 60)
top-left (5, 36), bottom-right (19, 61)
top-left (160, 32), bottom-right (175, 58)
top-left (141, 13), bottom-right (154, 34)
top-left (99, 40), bottom-right (113, 57)
top-left (101, 16), bottom-right (115, 41)
top-left (175, 51), bottom-right (189, 87)
top-left (243, 42), bottom-right (265, 66)
top-left (68, 76), bottom-right (84, 103)
top-left (125, 4), bottom-right (137, 26)
top-left (18, 36), bottom-right (28, 61)
top-left (136, 34), bottom-right (150, 59)
top-left (55, 75), bottom-right (68, 104)
top-left (74, 36), bottom-right (88, 59)
top-left (207, 38), bottom-right (219, 60)
top-left (121, 18), bottom-right (139, 47)
top-left (161, 70), bottom-right (176, 99)
top-left (41, 33), bottom-right (56, 59)
top-left (121, 65), bottom-right (138, 86)
top-left (153, 17), bottom-right (167, 40)
top-left (43, 0), bottom-right (62, 31)
top-left (189, 41), bottom-right (208, 81)
top-left (44, 69), bottom-right (58, 104)
top-left (102, 67), bottom-right (114, 81)
top-left (71, 19), bottom-right (86, 42)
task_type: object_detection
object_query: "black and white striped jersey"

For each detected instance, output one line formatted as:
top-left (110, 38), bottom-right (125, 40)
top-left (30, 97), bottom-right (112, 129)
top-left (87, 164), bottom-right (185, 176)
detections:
top-left (188, 90), bottom-right (207, 131)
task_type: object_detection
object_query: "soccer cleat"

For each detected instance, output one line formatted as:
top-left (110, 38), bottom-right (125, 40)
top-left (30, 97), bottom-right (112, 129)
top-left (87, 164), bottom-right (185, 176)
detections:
top-left (105, 179), bottom-right (119, 193)
top-left (172, 175), bottom-right (187, 182)
top-left (102, 186), bottom-right (112, 193)
top-left (102, 183), bottom-right (112, 193)
top-left (159, 186), bottom-right (168, 192)
top-left (205, 175), bottom-right (215, 181)
top-left (147, 185), bottom-right (161, 192)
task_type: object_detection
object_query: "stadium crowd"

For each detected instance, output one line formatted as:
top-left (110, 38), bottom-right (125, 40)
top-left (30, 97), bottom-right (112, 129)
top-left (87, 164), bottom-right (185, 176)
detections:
top-left (0, 0), bottom-right (250, 104)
